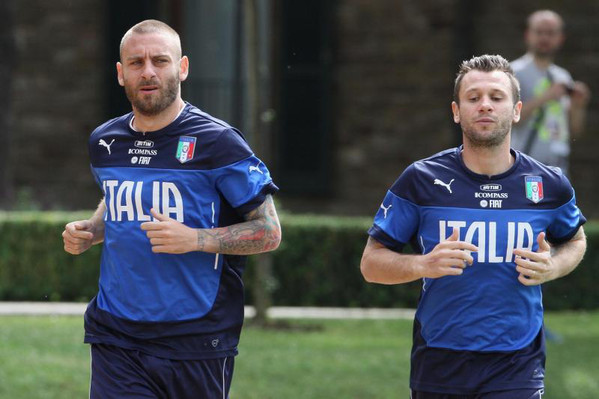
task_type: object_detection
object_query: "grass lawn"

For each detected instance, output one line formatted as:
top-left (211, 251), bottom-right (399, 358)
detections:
top-left (0, 312), bottom-right (597, 398)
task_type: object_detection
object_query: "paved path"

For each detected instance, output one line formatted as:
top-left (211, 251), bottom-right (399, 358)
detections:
top-left (0, 302), bottom-right (415, 320)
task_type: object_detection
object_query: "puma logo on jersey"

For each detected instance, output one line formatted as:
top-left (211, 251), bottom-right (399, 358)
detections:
top-left (380, 203), bottom-right (392, 219)
top-left (434, 178), bottom-right (455, 194)
top-left (249, 161), bottom-right (264, 174)
top-left (99, 139), bottom-right (115, 155)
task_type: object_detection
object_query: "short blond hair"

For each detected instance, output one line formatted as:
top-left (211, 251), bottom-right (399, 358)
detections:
top-left (453, 54), bottom-right (520, 104)
top-left (119, 19), bottom-right (182, 60)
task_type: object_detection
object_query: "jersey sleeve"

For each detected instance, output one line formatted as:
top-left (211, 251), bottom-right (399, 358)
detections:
top-left (367, 165), bottom-right (420, 252)
top-left (546, 189), bottom-right (586, 244)
top-left (213, 129), bottom-right (278, 215)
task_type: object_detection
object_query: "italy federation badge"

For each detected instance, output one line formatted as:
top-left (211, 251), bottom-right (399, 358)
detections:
top-left (176, 136), bottom-right (196, 163)
top-left (525, 176), bottom-right (544, 203)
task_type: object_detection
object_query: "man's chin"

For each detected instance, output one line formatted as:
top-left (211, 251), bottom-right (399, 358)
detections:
top-left (464, 129), bottom-right (509, 148)
top-left (532, 49), bottom-right (558, 59)
top-left (133, 98), bottom-right (169, 116)
top-left (133, 103), bottom-right (160, 116)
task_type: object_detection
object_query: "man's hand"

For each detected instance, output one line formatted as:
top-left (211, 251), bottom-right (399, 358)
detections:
top-left (513, 232), bottom-right (553, 286)
top-left (419, 228), bottom-right (479, 278)
top-left (570, 81), bottom-right (591, 108)
top-left (140, 209), bottom-right (197, 254)
top-left (63, 220), bottom-right (97, 255)
top-left (542, 83), bottom-right (569, 102)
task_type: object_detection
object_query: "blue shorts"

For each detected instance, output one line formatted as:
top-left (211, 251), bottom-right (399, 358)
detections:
top-left (90, 344), bottom-right (234, 399)
top-left (410, 319), bottom-right (545, 394)
top-left (411, 388), bottom-right (544, 399)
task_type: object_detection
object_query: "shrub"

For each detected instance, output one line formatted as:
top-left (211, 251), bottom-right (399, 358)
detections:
top-left (0, 212), bottom-right (597, 310)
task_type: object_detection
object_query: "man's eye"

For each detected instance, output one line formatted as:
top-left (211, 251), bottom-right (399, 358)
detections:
top-left (469, 97), bottom-right (478, 102)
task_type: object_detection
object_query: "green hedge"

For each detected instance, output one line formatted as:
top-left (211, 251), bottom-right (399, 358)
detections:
top-left (0, 212), bottom-right (597, 310)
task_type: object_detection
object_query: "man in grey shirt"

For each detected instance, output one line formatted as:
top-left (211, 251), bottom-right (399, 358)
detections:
top-left (511, 10), bottom-right (590, 175)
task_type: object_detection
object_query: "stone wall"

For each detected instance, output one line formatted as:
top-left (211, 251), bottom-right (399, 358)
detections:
top-left (8, 0), bottom-right (106, 209)
top-left (3, 0), bottom-right (598, 218)
top-left (330, 0), bottom-right (458, 216)
top-left (0, 1), bottom-right (16, 207)
top-left (327, 0), bottom-right (599, 217)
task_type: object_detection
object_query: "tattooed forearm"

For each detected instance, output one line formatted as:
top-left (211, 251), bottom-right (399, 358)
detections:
top-left (196, 195), bottom-right (281, 255)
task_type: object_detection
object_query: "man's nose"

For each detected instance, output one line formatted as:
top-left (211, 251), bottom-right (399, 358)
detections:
top-left (141, 62), bottom-right (156, 80)
top-left (479, 96), bottom-right (493, 112)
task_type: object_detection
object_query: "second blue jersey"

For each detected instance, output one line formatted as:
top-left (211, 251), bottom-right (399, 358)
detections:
top-left (368, 147), bottom-right (585, 352)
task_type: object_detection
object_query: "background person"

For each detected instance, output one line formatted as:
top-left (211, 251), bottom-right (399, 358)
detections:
top-left (511, 9), bottom-right (591, 175)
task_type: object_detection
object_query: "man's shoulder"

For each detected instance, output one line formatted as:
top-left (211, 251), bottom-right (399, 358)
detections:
top-left (548, 64), bottom-right (573, 84)
top-left (518, 150), bottom-right (566, 177)
top-left (170, 103), bottom-right (253, 169)
top-left (391, 148), bottom-right (459, 189)
top-left (91, 113), bottom-right (132, 139)
top-left (411, 147), bottom-right (460, 173)
top-left (510, 54), bottom-right (534, 72)
top-left (516, 150), bottom-right (575, 204)
top-left (177, 103), bottom-right (234, 136)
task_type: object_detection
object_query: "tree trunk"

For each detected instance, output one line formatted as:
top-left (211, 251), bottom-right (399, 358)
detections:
top-left (244, 0), bottom-right (275, 326)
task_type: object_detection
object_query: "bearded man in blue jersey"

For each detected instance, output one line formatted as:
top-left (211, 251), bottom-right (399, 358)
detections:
top-left (62, 19), bottom-right (281, 399)
top-left (361, 54), bottom-right (586, 399)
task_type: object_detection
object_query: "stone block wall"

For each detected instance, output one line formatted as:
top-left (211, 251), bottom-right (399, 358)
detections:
top-left (331, 0), bottom-right (458, 216)
top-left (328, 0), bottom-right (599, 217)
top-left (2, 0), bottom-right (598, 218)
top-left (8, 0), bottom-right (106, 209)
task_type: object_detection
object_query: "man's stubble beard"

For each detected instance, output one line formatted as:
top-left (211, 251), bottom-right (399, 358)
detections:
top-left (461, 117), bottom-right (512, 149)
top-left (530, 45), bottom-right (559, 61)
top-left (125, 73), bottom-right (180, 116)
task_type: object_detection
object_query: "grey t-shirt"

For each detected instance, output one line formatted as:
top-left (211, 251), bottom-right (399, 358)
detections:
top-left (511, 53), bottom-right (573, 174)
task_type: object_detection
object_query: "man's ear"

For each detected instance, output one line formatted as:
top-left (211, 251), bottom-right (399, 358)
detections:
top-left (116, 62), bottom-right (124, 87)
top-left (451, 101), bottom-right (460, 124)
top-left (513, 101), bottom-right (522, 123)
top-left (179, 56), bottom-right (189, 82)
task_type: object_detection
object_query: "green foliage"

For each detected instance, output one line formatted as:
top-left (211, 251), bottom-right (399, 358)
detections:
top-left (0, 211), bottom-right (597, 310)
top-left (245, 213), bottom-right (422, 308)
top-left (542, 222), bottom-right (599, 310)
top-left (0, 212), bottom-right (101, 302)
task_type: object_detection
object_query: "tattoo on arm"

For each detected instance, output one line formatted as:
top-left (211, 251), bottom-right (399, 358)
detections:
top-left (196, 195), bottom-right (281, 255)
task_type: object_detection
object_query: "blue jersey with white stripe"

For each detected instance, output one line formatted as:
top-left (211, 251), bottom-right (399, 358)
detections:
top-left (84, 103), bottom-right (278, 359)
top-left (368, 147), bottom-right (585, 392)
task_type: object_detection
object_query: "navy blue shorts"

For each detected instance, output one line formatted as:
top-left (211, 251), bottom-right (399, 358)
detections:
top-left (90, 343), bottom-right (234, 399)
top-left (411, 388), bottom-right (544, 399)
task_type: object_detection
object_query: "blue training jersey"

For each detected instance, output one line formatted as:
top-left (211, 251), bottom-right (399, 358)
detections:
top-left (84, 103), bottom-right (278, 360)
top-left (368, 146), bottom-right (585, 393)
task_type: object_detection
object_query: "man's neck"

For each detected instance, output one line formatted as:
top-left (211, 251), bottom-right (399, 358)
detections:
top-left (530, 52), bottom-right (554, 70)
top-left (132, 98), bottom-right (185, 133)
top-left (461, 140), bottom-right (514, 177)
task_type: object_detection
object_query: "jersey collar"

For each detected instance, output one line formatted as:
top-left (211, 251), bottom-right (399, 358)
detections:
top-left (127, 102), bottom-right (191, 137)
top-left (455, 145), bottom-right (521, 181)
